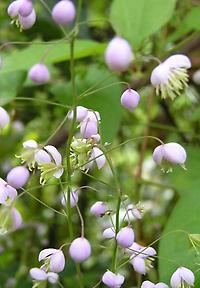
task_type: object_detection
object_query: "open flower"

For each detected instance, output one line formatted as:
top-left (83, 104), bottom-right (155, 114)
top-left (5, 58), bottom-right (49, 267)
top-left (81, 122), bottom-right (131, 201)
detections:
top-left (150, 54), bottom-right (191, 100)
top-left (17, 139), bottom-right (39, 169)
top-left (35, 145), bottom-right (64, 184)
top-left (38, 248), bottom-right (65, 273)
top-left (102, 270), bottom-right (125, 288)
top-left (170, 267), bottom-right (195, 288)
top-left (153, 142), bottom-right (187, 172)
top-left (127, 242), bottom-right (156, 275)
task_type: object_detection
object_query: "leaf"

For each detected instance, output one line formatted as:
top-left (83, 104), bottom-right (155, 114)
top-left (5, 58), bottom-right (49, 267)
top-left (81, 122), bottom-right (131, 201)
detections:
top-left (51, 65), bottom-right (123, 142)
top-left (0, 40), bottom-right (106, 74)
top-left (110, 0), bottom-right (176, 50)
top-left (0, 71), bottom-right (26, 103)
top-left (167, 146), bottom-right (200, 197)
top-left (170, 6), bottom-right (200, 42)
top-left (159, 191), bottom-right (200, 286)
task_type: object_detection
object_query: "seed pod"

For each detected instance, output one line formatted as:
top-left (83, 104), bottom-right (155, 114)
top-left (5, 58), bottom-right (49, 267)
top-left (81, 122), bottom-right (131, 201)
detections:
top-left (69, 237), bottom-right (91, 262)
top-left (52, 0), bottom-right (76, 25)
top-left (28, 63), bottom-right (50, 84)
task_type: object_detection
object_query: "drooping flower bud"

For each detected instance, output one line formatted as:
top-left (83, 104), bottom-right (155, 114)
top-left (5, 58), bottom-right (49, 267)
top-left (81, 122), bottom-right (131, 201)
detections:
top-left (105, 36), bottom-right (134, 71)
top-left (150, 54), bottom-right (191, 100)
top-left (0, 178), bottom-right (17, 204)
top-left (121, 88), bottom-right (140, 111)
top-left (61, 188), bottom-right (79, 208)
top-left (90, 201), bottom-right (106, 217)
top-left (0, 107), bottom-right (10, 129)
top-left (7, 0), bottom-right (22, 18)
top-left (6, 166), bottom-right (30, 189)
top-left (153, 142), bottom-right (187, 171)
top-left (116, 226), bottom-right (135, 248)
top-left (88, 147), bottom-right (106, 170)
top-left (18, 0), bottom-right (33, 17)
top-left (47, 272), bottom-right (59, 284)
top-left (103, 227), bottom-right (115, 239)
top-left (80, 119), bottom-right (98, 139)
top-left (28, 63), bottom-right (50, 84)
top-left (170, 267), bottom-right (195, 288)
top-left (29, 267), bottom-right (48, 281)
top-left (52, 0), bottom-right (76, 25)
top-left (102, 270), bottom-right (125, 288)
top-left (192, 69), bottom-right (200, 85)
top-left (19, 8), bottom-right (36, 30)
top-left (38, 248), bottom-right (65, 273)
top-left (68, 106), bottom-right (88, 122)
top-left (141, 280), bottom-right (169, 288)
top-left (69, 237), bottom-right (91, 263)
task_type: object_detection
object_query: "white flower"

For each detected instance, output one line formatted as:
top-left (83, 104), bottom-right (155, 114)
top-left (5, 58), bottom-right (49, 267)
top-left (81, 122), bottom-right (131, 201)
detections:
top-left (150, 54), bottom-right (191, 100)
top-left (170, 267), bottom-right (195, 288)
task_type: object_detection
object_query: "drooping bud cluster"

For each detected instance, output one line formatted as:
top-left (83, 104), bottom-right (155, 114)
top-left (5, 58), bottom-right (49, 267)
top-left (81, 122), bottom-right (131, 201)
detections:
top-left (69, 106), bottom-right (106, 171)
top-left (29, 248), bottom-right (65, 285)
top-left (105, 36), bottom-right (134, 71)
top-left (17, 140), bottom-right (63, 184)
top-left (153, 142), bottom-right (187, 172)
top-left (7, 0), bottom-right (36, 30)
top-left (150, 54), bottom-right (191, 100)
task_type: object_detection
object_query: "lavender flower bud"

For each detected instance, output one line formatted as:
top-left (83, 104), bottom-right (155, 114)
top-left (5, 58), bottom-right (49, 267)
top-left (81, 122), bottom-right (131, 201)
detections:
top-left (28, 63), bottom-right (50, 84)
top-left (121, 88), bottom-right (140, 111)
top-left (61, 189), bottom-right (79, 208)
top-left (29, 268), bottom-right (47, 281)
top-left (80, 120), bottom-right (98, 139)
top-left (19, 8), bottom-right (36, 30)
top-left (170, 267), bottom-right (195, 288)
top-left (7, 0), bottom-right (22, 18)
top-left (89, 147), bottom-right (106, 170)
top-left (6, 166), bottom-right (30, 189)
top-left (0, 107), bottom-right (10, 129)
top-left (11, 208), bottom-right (22, 230)
top-left (69, 237), bottom-right (91, 263)
top-left (102, 227), bottom-right (115, 239)
top-left (90, 201), bottom-right (106, 217)
top-left (102, 270), bottom-right (125, 288)
top-left (47, 272), bottom-right (59, 284)
top-left (193, 70), bottom-right (200, 85)
top-left (68, 106), bottom-right (88, 122)
top-left (105, 36), bottom-right (133, 71)
top-left (52, 0), bottom-right (76, 25)
top-left (18, 0), bottom-right (33, 17)
top-left (38, 248), bottom-right (65, 273)
top-left (116, 226), bottom-right (135, 248)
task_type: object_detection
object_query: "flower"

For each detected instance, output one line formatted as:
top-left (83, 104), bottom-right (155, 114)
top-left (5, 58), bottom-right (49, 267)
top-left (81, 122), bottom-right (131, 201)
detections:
top-left (102, 270), bottom-right (125, 288)
top-left (105, 36), bottom-right (134, 71)
top-left (38, 248), bottom-right (65, 273)
top-left (68, 106), bottom-right (88, 122)
top-left (35, 145), bottom-right (64, 184)
top-left (116, 226), bottom-right (135, 248)
top-left (103, 227), bottom-right (115, 239)
top-left (127, 242), bottom-right (156, 274)
top-left (6, 166), bottom-right (30, 189)
top-left (17, 139), bottom-right (39, 169)
top-left (87, 147), bottom-right (106, 170)
top-left (29, 268), bottom-right (59, 284)
top-left (170, 267), bottom-right (195, 288)
top-left (28, 63), bottom-right (50, 84)
top-left (52, 0), bottom-right (76, 25)
top-left (90, 201), bottom-right (106, 217)
top-left (18, 0), bottom-right (33, 17)
top-left (153, 142), bottom-right (187, 172)
top-left (61, 188), bottom-right (79, 208)
top-left (69, 237), bottom-right (91, 262)
top-left (0, 178), bottom-right (17, 204)
top-left (0, 107), bottom-right (10, 129)
top-left (0, 206), bottom-right (22, 234)
top-left (141, 280), bottom-right (168, 288)
top-left (121, 88), bottom-right (140, 111)
top-left (150, 54), bottom-right (191, 100)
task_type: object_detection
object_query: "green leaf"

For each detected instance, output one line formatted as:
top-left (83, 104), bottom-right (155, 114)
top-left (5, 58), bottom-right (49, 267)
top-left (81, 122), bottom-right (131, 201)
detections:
top-left (167, 146), bottom-right (200, 197)
top-left (170, 6), bottom-right (200, 42)
top-left (0, 71), bottom-right (26, 103)
top-left (0, 40), bottom-right (106, 74)
top-left (110, 0), bottom-right (176, 50)
top-left (159, 191), bottom-right (200, 286)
